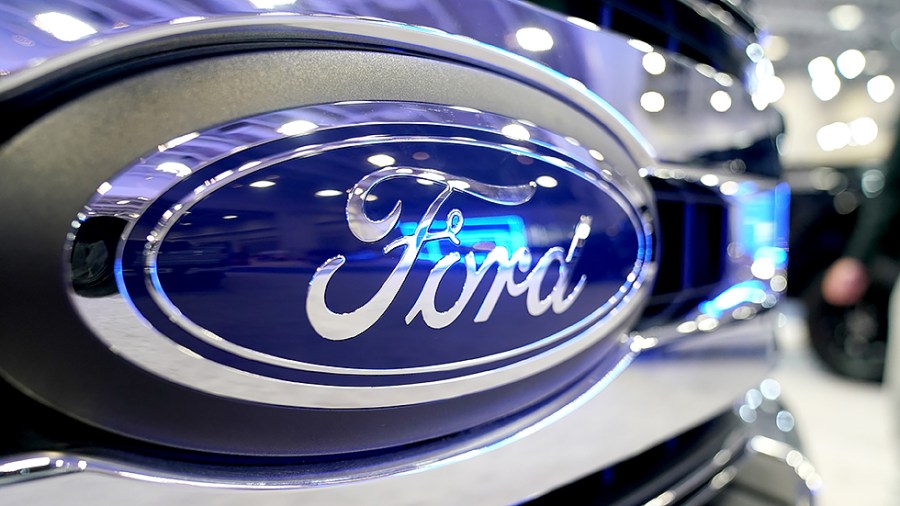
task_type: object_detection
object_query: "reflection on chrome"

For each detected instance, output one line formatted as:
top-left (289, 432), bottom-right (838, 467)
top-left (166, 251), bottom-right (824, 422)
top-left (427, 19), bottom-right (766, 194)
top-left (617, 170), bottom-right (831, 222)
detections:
top-left (32, 12), bottom-right (96, 42)
top-left (501, 123), bottom-right (531, 141)
top-left (157, 132), bottom-right (199, 152)
top-left (514, 27), bottom-right (554, 52)
top-left (307, 167), bottom-right (589, 340)
top-left (314, 189), bottom-right (343, 197)
top-left (367, 153), bottom-right (396, 167)
top-left (277, 119), bottom-right (318, 136)
top-left (156, 162), bottom-right (192, 178)
top-left (249, 180), bottom-right (276, 188)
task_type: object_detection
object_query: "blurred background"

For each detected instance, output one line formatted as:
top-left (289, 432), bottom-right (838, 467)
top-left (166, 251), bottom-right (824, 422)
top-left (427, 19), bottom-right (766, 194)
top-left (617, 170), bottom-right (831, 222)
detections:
top-left (746, 1), bottom-right (900, 504)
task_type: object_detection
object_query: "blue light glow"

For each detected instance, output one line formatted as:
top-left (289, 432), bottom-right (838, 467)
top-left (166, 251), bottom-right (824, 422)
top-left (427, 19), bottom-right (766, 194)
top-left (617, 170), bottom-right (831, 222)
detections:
top-left (700, 280), bottom-right (768, 317)
top-left (399, 215), bottom-right (527, 264)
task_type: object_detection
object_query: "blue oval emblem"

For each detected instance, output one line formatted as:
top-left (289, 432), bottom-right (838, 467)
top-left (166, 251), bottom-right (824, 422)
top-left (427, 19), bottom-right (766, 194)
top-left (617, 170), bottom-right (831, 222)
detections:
top-left (75, 102), bottom-right (653, 411)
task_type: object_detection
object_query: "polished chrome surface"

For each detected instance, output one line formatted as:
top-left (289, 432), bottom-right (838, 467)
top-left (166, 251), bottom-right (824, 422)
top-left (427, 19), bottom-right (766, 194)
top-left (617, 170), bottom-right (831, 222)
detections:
top-left (0, 0), bottom-right (782, 167)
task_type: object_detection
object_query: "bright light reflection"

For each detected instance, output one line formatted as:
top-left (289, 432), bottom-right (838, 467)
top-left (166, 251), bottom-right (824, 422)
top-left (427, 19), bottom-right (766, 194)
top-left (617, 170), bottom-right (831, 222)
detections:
top-left (758, 76), bottom-right (785, 104)
top-left (850, 117), bottom-right (878, 146)
top-left (535, 175), bottom-right (558, 188)
top-left (156, 162), bottom-right (192, 177)
top-left (249, 0), bottom-right (296, 8)
top-left (700, 174), bottom-right (720, 187)
top-left (640, 91), bottom-right (665, 113)
top-left (96, 182), bottom-right (112, 195)
top-left (811, 74), bottom-right (841, 101)
top-left (828, 4), bottom-right (864, 31)
top-left (751, 257), bottom-right (777, 279)
top-left (566, 16), bottom-right (599, 31)
top-left (627, 39), bottom-right (653, 53)
top-left (33, 12), bottom-right (97, 42)
top-left (760, 378), bottom-right (781, 400)
top-left (676, 321), bottom-right (698, 334)
top-left (249, 180), bottom-right (276, 188)
top-left (776, 410), bottom-right (795, 432)
top-left (710, 90), bottom-right (732, 112)
top-left (720, 181), bottom-right (739, 195)
top-left (158, 132), bottom-right (199, 151)
top-left (807, 56), bottom-right (835, 79)
top-left (836, 49), bottom-right (866, 79)
top-left (277, 120), bottom-right (317, 136)
top-left (642, 52), bottom-right (666, 75)
top-left (222, 215), bottom-right (238, 220)
top-left (817, 122), bottom-right (852, 151)
top-left (867, 75), bottom-right (895, 103)
top-left (367, 154), bottom-right (396, 167)
top-left (501, 123), bottom-right (531, 141)
top-left (515, 27), bottom-right (554, 52)
top-left (0, 457), bottom-right (51, 473)
top-left (745, 43), bottom-right (765, 62)
top-left (315, 189), bottom-right (343, 197)
top-left (589, 149), bottom-right (604, 161)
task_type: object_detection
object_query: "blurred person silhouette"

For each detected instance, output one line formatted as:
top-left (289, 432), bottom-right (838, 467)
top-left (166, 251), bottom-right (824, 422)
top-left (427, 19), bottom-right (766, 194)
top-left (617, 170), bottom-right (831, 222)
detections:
top-left (819, 118), bottom-right (900, 386)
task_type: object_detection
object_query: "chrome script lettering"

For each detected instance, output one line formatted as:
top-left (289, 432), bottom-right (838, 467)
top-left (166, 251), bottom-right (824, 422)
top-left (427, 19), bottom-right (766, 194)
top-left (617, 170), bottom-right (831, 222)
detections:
top-left (307, 167), bottom-right (588, 341)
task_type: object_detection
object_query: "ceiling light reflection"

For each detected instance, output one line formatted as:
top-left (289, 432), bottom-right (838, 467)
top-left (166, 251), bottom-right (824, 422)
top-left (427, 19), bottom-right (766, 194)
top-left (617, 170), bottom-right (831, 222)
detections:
top-left (33, 12), bottom-right (97, 42)
top-left (515, 27), bottom-right (554, 52)
top-left (836, 49), bottom-right (865, 79)
top-left (367, 154), bottom-right (396, 167)
top-left (315, 189), bottom-right (344, 197)
top-left (640, 92), bottom-right (665, 113)
top-left (249, 0), bottom-right (296, 8)
top-left (501, 123), bottom-right (531, 141)
top-left (642, 52), bottom-right (666, 75)
top-left (249, 181), bottom-right (276, 188)
top-left (277, 120), bottom-right (317, 136)
top-left (156, 162), bottom-right (192, 177)
top-left (867, 75), bottom-right (895, 103)
top-left (535, 176), bottom-right (558, 188)
top-left (627, 39), bottom-right (653, 53)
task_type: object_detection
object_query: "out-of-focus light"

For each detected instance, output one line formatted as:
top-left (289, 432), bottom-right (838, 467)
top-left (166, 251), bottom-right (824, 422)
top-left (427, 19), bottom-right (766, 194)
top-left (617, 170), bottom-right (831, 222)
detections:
top-left (535, 175), bottom-right (558, 188)
top-left (33, 12), bottom-right (96, 41)
top-left (828, 4), bottom-right (864, 31)
top-left (249, 0), bottom-right (296, 8)
top-left (249, 180), bottom-right (276, 188)
top-left (758, 76), bottom-right (785, 104)
top-left (627, 39), bottom-right (653, 53)
top-left (861, 169), bottom-right (885, 197)
top-left (589, 149), bottom-right (605, 161)
top-left (698, 318), bottom-right (719, 332)
top-left (770, 275), bottom-right (788, 292)
top-left (849, 117), bottom-right (878, 146)
top-left (315, 189), bottom-right (343, 197)
top-left (763, 35), bottom-right (789, 62)
top-left (834, 191), bottom-right (859, 214)
top-left (701, 174), bottom-right (720, 187)
top-left (676, 321), bottom-right (698, 334)
top-left (156, 162), bottom-right (192, 177)
top-left (751, 257), bottom-right (777, 280)
top-left (776, 410), bottom-right (796, 432)
top-left (367, 154), bottom-right (396, 167)
top-left (745, 43), bottom-right (765, 62)
top-left (715, 73), bottom-right (735, 87)
top-left (807, 56), bottom-right (835, 79)
top-left (277, 120), bottom-right (317, 136)
top-left (566, 16), bottom-right (599, 31)
top-left (867, 75), bottom-right (895, 103)
top-left (836, 49), bottom-right (866, 79)
top-left (642, 52), bottom-right (666, 75)
top-left (751, 93), bottom-right (769, 111)
top-left (755, 58), bottom-right (774, 79)
top-left (760, 378), bottom-right (781, 400)
top-left (817, 122), bottom-right (851, 151)
top-left (516, 27), bottom-right (554, 52)
top-left (720, 181), bottom-right (739, 195)
top-left (640, 91), bottom-right (665, 113)
top-left (501, 123), bottom-right (531, 141)
top-left (710, 90), bottom-right (733, 112)
top-left (811, 74), bottom-right (841, 101)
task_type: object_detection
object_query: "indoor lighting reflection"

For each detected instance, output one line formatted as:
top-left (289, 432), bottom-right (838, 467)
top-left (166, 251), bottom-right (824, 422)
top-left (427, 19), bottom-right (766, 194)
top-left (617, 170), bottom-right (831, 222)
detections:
top-left (367, 154), bottom-right (396, 167)
top-left (33, 12), bottom-right (97, 42)
top-left (501, 123), bottom-right (531, 141)
top-left (515, 27), bottom-right (554, 52)
top-left (640, 92), bottom-right (665, 113)
top-left (158, 132), bottom-right (199, 152)
top-left (828, 4), bottom-right (864, 31)
top-left (249, 0), bottom-right (296, 8)
top-left (566, 16), bottom-right (599, 31)
top-left (249, 180), bottom-right (276, 188)
top-left (817, 122), bottom-right (851, 151)
top-left (867, 75), bottom-right (895, 103)
top-left (849, 117), bottom-right (878, 146)
top-left (314, 189), bottom-right (343, 197)
top-left (836, 49), bottom-right (866, 79)
top-left (156, 162), bottom-right (192, 177)
top-left (627, 39), bottom-right (653, 53)
top-left (222, 215), bottom-right (238, 220)
top-left (0, 457), bottom-right (51, 473)
top-left (700, 280), bottom-right (767, 317)
top-left (811, 74), bottom-right (841, 101)
top-left (642, 52), bottom-right (666, 75)
top-left (710, 90), bottom-right (732, 112)
top-left (807, 56), bottom-right (835, 79)
top-left (96, 182), bottom-right (112, 195)
top-left (719, 181), bottom-right (739, 195)
top-left (277, 120), bottom-right (317, 136)
top-left (535, 175), bottom-right (558, 188)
